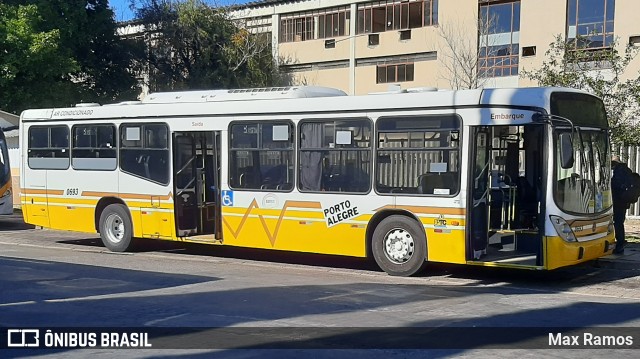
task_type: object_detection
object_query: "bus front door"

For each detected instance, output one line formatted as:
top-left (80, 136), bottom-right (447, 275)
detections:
top-left (173, 132), bottom-right (221, 240)
top-left (468, 125), bottom-right (543, 267)
top-left (469, 127), bottom-right (490, 260)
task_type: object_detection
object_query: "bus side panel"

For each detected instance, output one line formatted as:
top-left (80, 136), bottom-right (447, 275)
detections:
top-left (222, 213), bottom-right (366, 256)
top-left (118, 172), bottom-right (174, 239)
top-left (123, 199), bottom-right (145, 238)
top-left (46, 170), bottom-right (119, 233)
top-left (22, 192), bottom-right (50, 228)
top-left (423, 217), bottom-right (467, 264)
top-left (219, 192), bottom-right (470, 261)
top-left (21, 168), bottom-right (50, 228)
top-left (137, 202), bottom-right (175, 239)
top-left (398, 209), bottom-right (467, 264)
top-left (220, 192), bottom-right (390, 257)
top-left (20, 192), bottom-right (29, 221)
top-left (47, 197), bottom-right (97, 233)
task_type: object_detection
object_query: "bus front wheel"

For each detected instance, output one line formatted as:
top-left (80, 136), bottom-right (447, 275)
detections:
top-left (372, 215), bottom-right (427, 276)
top-left (99, 204), bottom-right (133, 252)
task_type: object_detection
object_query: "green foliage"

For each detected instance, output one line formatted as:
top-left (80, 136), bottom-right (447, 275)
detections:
top-left (522, 35), bottom-right (640, 146)
top-left (0, 1), bottom-right (141, 114)
top-left (137, 0), bottom-right (283, 92)
top-left (0, 4), bottom-right (78, 113)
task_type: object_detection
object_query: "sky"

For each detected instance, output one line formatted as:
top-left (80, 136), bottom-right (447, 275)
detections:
top-left (109, 0), bottom-right (134, 22)
top-left (109, 0), bottom-right (252, 22)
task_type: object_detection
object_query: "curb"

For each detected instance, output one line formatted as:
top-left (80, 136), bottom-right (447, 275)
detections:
top-left (594, 247), bottom-right (640, 271)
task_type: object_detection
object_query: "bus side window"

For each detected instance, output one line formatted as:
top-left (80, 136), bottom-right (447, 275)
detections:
top-left (376, 115), bottom-right (460, 196)
top-left (120, 123), bottom-right (169, 184)
top-left (238, 166), bottom-right (260, 188)
top-left (261, 164), bottom-right (287, 189)
top-left (419, 172), bottom-right (458, 195)
top-left (299, 119), bottom-right (371, 193)
top-left (229, 121), bottom-right (293, 191)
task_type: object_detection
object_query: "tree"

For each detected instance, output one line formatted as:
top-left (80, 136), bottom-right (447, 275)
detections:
top-left (437, 11), bottom-right (499, 89)
top-left (0, 3), bottom-right (78, 113)
top-left (30, 0), bottom-right (142, 103)
top-left (0, 1), bottom-right (141, 113)
top-left (136, 0), bottom-right (284, 92)
top-left (522, 35), bottom-right (640, 146)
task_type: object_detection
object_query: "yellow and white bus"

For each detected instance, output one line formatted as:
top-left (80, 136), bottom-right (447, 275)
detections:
top-left (0, 127), bottom-right (13, 214)
top-left (20, 86), bottom-right (614, 275)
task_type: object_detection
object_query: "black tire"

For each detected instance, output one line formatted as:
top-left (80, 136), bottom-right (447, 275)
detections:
top-left (371, 215), bottom-right (427, 276)
top-left (99, 203), bottom-right (133, 252)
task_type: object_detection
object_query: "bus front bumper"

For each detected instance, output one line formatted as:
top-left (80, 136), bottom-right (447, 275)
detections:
top-left (545, 234), bottom-right (615, 270)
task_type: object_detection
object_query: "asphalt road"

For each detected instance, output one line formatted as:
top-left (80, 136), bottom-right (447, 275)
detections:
top-left (1, 212), bottom-right (639, 358)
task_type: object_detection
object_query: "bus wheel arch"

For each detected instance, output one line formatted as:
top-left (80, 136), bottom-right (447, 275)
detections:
top-left (95, 197), bottom-right (130, 231)
top-left (95, 198), bottom-right (134, 252)
top-left (367, 211), bottom-right (428, 276)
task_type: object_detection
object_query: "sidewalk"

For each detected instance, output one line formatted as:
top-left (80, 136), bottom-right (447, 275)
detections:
top-left (597, 243), bottom-right (640, 270)
top-left (595, 223), bottom-right (640, 270)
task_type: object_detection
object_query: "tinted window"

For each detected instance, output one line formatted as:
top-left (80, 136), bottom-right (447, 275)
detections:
top-left (550, 92), bottom-right (607, 128)
top-left (120, 123), bottom-right (169, 184)
top-left (376, 115), bottom-right (461, 195)
top-left (72, 125), bottom-right (117, 170)
top-left (229, 122), bottom-right (294, 191)
top-left (27, 126), bottom-right (70, 170)
top-left (299, 118), bottom-right (371, 193)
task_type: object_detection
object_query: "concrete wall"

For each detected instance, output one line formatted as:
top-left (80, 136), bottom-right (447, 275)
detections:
top-left (613, 0), bottom-right (640, 82)
top-left (518, 0), bottom-right (568, 87)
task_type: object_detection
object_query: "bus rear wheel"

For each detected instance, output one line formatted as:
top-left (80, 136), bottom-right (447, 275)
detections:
top-left (372, 215), bottom-right (427, 276)
top-left (99, 204), bottom-right (133, 252)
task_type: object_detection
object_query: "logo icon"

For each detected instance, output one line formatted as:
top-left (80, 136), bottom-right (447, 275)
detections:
top-left (434, 214), bottom-right (447, 227)
top-left (221, 190), bottom-right (234, 206)
top-left (7, 329), bottom-right (40, 347)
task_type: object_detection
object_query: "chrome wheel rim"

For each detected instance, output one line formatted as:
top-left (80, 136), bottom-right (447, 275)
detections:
top-left (105, 213), bottom-right (125, 244)
top-left (383, 227), bottom-right (415, 264)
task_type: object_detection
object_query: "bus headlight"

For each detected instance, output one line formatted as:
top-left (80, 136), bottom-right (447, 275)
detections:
top-left (550, 215), bottom-right (577, 242)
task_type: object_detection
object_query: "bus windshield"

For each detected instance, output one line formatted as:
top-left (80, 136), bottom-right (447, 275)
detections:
top-left (551, 92), bottom-right (611, 214)
top-left (554, 128), bottom-right (610, 214)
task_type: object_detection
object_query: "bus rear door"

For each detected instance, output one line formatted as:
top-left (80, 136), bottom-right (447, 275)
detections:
top-left (173, 131), bottom-right (221, 240)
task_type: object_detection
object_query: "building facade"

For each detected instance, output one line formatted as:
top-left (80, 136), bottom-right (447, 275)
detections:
top-left (232, 0), bottom-right (639, 94)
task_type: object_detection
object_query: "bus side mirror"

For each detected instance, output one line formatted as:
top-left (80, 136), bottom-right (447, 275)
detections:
top-left (559, 133), bottom-right (574, 169)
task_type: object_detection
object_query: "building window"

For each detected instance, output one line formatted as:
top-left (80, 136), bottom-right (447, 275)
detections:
top-left (299, 119), bottom-right (372, 193)
top-left (357, 0), bottom-right (438, 35)
top-left (280, 14), bottom-right (314, 43)
top-left (229, 122), bottom-right (294, 191)
top-left (478, 0), bottom-right (520, 78)
top-left (71, 125), bottom-right (117, 171)
top-left (280, 7), bottom-right (351, 43)
top-left (567, 0), bottom-right (615, 49)
top-left (376, 115), bottom-right (461, 195)
top-left (376, 63), bottom-right (414, 83)
top-left (522, 45), bottom-right (536, 57)
top-left (120, 123), bottom-right (169, 184)
top-left (27, 125), bottom-right (70, 170)
top-left (319, 8), bottom-right (350, 39)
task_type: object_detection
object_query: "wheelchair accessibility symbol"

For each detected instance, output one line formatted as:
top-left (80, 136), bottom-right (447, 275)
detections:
top-left (221, 190), bottom-right (234, 206)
